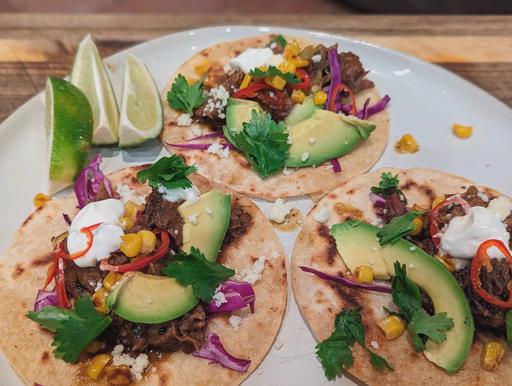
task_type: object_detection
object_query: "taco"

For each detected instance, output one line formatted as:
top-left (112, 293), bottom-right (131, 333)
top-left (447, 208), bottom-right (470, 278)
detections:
top-left (0, 155), bottom-right (286, 386)
top-left (161, 34), bottom-right (390, 200)
top-left (292, 167), bottom-right (512, 384)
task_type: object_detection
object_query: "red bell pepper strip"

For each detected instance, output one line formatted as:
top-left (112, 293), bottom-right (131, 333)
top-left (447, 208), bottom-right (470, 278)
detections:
top-left (291, 69), bottom-right (312, 90)
top-left (471, 239), bottom-right (512, 308)
top-left (100, 231), bottom-right (170, 273)
top-left (233, 82), bottom-right (272, 99)
top-left (55, 255), bottom-right (70, 308)
top-left (328, 83), bottom-right (357, 115)
top-left (429, 196), bottom-right (470, 252)
top-left (66, 223), bottom-right (101, 260)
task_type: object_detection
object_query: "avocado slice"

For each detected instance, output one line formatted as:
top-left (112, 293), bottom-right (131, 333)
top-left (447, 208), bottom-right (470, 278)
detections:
top-left (224, 98), bottom-right (263, 142)
top-left (178, 190), bottom-right (231, 262)
top-left (330, 221), bottom-right (474, 374)
top-left (284, 97), bottom-right (319, 126)
top-left (106, 272), bottom-right (197, 324)
top-left (285, 109), bottom-right (375, 168)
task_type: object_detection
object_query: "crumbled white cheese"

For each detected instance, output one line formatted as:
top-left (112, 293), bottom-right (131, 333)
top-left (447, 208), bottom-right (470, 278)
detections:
top-left (370, 340), bottom-right (380, 350)
top-left (477, 191), bottom-right (490, 203)
top-left (239, 256), bottom-right (266, 284)
top-left (94, 281), bottom-right (103, 293)
top-left (301, 152), bottom-right (309, 162)
top-left (111, 344), bottom-right (150, 381)
top-left (191, 125), bottom-right (203, 137)
top-left (229, 315), bottom-right (242, 329)
top-left (370, 259), bottom-right (376, 265)
top-left (212, 290), bottom-right (227, 307)
top-left (223, 63), bottom-right (232, 73)
top-left (282, 167), bottom-right (293, 176)
top-left (488, 196), bottom-right (512, 221)
top-left (207, 142), bottom-right (230, 158)
top-left (308, 137), bottom-right (317, 145)
top-left (206, 207), bottom-right (213, 216)
top-left (270, 42), bottom-right (277, 49)
top-left (203, 85), bottom-right (229, 119)
top-left (158, 184), bottom-right (199, 203)
top-left (188, 213), bottom-right (199, 225)
top-left (270, 250), bottom-right (280, 259)
top-left (116, 184), bottom-right (145, 205)
top-left (313, 206), bottom-right (330, 223)
top-left (269, 198), bottom-right (292, 223)
top-left (409, 246), bottom-right (416, 251)
top-left (176, 113), bottom-right (192, 126)
top-left (408, 263), bottom-right (415, 269)
top-left (325, 164), bottom-right (334, 170)
top-left (287, 135), bottom-right (294, 145)
top-left (311, 54), bottom-right (321, 63)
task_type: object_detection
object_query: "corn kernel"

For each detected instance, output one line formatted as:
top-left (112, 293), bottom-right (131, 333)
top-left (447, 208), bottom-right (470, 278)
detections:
top-left (378, 315), bottom-right (406, 340)
top-left (481, 341), bottom-right (505, 371)
top-left (92, 288), bottom-right (109, 314)
top-left (104, 365), bottom-right (133, 385)
top-left (240, 74), bottom-right (252, 89)
top-left (452, 123), bottom-right (473, 139)
top-left (86, 340), bottom-right (106, 354)
top-left (354, 266), bottom-right (374, 284)
top-left (124, 201), bottom-right (142, 220)
top-left (410, 217), bottom-right (424, 236)
top-left (87, 354), bottom-right (113, 380)
top-left (120, 233), bottom-right (142, 258)
top-left (138, 230), bottom-right (157, 254)
top-left (394, 134), bottom-right (419, 153)
top-left (278, 60), bottom-right (296, 74)
top-left (119, 216), bottom-right (134, 231)
top-left (435, 255), bottom-right (455, 272)
top-left (412, 203), bottom-right (427, 212)
top-left (257, 65), bottom-right (269, 73)
top-left (283, 42), bottom-right (300, 59)
top-left (270, 76), bottom-right (286, 90)
top-left (313, 91), bottom-right (328, 106)
top-left (103, 271), bottom-right (123, 292)
top-left (291, 90), bottom-right (306, 104)
top-left (33, 193), bottom-right (51, 208)
top-left (194, 60), bottom-right (211, 76)
top-left (431, 195), bottom-right (445, 209)
top-left (292, 57), bottom-right (309, 68)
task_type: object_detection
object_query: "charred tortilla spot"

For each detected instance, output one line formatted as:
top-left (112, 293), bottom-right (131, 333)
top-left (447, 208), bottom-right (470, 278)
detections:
top-left (331, 283), bottom-right (361, 309)
top-left (41, 351), bottom-right (49, 362)
top-left (12, 264), bottom-right (24, 278)
top-left (401, 179), bottom-right (416, 191)
top-left (347, 188), bottom-right (355, 195)
top-left (328, 193), bottom-right (337, 199)
top-left (21, 206), bottom-right (43, 227)
top-left (317, 224), bottom-right (338, 266)
top-left (31, 255), bottom-right (52, 267)
top-left (158, 373), bottom-right (169, 386)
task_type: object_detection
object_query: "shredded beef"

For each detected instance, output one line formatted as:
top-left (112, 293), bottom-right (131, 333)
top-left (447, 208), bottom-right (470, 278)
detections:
top-left (268, 34), bottom-right (285, 54)
top-left (505, 213), bottom-right (512, 249)
top-left (249, 90), bottom-right (294, 122)
top-left (436, 186), bottom-right (490, 228)
top-left (339, 52), bottom-right (375, 93)
top-left (218, 70), bottom-right (244, 94)
top-left (64, 261), bottom-right (105, 300)
top-left (223, 205), bottom-right (253, 246)
top-left (421, 291), bottom-right (435, 316)
top-left (376, 191), bottom-right (408, 224)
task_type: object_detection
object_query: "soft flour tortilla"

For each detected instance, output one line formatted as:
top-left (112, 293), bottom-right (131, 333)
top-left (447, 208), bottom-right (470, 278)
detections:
top-left (0, 166), bottom-right (287, 386)
top-left (292, 167), bottom-right (510, 385)
top-left (161, 34), bottom-right (390, 200)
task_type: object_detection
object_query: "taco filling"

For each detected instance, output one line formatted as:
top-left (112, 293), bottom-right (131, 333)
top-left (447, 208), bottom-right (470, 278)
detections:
top-left (27, 155), bottom-right (258, 384)
top-left (166, 34), bottom-right (390, 178)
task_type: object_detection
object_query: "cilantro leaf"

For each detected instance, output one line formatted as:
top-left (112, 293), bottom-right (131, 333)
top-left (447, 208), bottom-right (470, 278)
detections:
top-left (271, 34), bottom-right (287, 48)
top-left (26, 295), bottom-right (112, 363)
top-left (137, 155), bottom-right (196, 190)
top-left (377, 211), bottom-right (424, 245)
top-left (229, 110), bottom-right (290, 178)
top-left (408, 311), bottom-right (454, 351)
top-left (167, 74), bottom-right (208, 114)
top-left (371, 172), bottom-right (400, 195)
top-left (335, 308), bottom-right (363, 346)
top-left (391, 262), bottom-right (422, 322)
top-left (162, 247), bottom-right (235, 302)
top-left (506, 310), bottom-right (512, 349)
top-left (370, 351), bottom-right (394, 370)
top-left (249, 65), bottom-right (300, 85)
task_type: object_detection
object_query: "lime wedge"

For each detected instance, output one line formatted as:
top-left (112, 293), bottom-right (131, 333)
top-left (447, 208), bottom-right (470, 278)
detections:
top-left (118, 54), bottom-right (163, 147)
top-left (71, 34), bottom-right (119, 145)
top-left (46, 77), bottom-right (93, 194)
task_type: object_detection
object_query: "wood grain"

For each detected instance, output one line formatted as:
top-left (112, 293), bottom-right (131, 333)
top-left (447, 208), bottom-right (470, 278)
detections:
top-left (1, 13), bottom-right (511, 122)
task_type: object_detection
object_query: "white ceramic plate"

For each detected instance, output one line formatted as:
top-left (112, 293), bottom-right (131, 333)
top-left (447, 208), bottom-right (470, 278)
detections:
top-left (1, 26), bottom-right (511, 386)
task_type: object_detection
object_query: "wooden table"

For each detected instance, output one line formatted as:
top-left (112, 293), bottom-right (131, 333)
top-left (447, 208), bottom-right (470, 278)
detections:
top-left (0, 14), bottom-right (510, 122)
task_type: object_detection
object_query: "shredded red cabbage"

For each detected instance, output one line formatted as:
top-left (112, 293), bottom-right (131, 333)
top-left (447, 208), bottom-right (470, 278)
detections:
top-left (299, 266), bottom-right (391, 293)
top-left (329, 158), bottom-right (342, 173)
top-left (338, 94), bottom-right (391, 119)
top-left (360, 98), bottom-right (371, 120)
top-left (73, 154), bottom-right (112, 209)
top-left (207, 280), bottom-right (255, 314)
top-left (193, 333), bottom-right (251, 372)
top-left (369, 192), bottom-right (386, 208)
top-left (62, 213), bottom-right (72, 225)
top-left (187, 132), bottom-right (225, 141)
top-left (167, 142), bottom-right (235, 150)
top-left (33, 288), bottom-right (58, 312)
top-left (325, 47), bottom-right (341, 110)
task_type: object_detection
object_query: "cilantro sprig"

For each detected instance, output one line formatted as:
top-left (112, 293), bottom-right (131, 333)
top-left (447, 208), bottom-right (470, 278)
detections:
top-left (137, 155), bottom-right (196, 190)
top-left (377, 211), bottom-right (424, 245)
top-left (270, 34), bottom-right (287, 48)
top-left (229, 110), bottom-right (291, 178)
top-left (26, 295), bottom-right (112, 363)
top-left (162, 247), bottom-right (235, 302)
top-left (371, 172), bottom-right (401, 196)
top-left (391, 263), bottom-right (454, 351)
top-left (249, 65), bottom-right (300, 85)
top-left (316, 308), bottom-right (393, 380)
top-left (167, 74), bottom-right (208, 114)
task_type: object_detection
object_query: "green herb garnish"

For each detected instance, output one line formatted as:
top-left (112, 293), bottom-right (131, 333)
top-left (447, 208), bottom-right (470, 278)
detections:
top-left (137, 155), bottom-right (196, 190)
top-left (162, 247), bottom-right (235, 302)
top-left (229, 110), bottom-right (291, 178)
top-left (371, 172), bottom-right (400, 196)
top-left (377, 211), bottom-right (424, 245)
top-left (391, 263), bottom-right (454, 351)
top-left (167, 74), bottom-right (208, 114)
top-left (271, 34), bottom-right (287, 48)
top-left (316, 308), bottom-right (393, 380)
top-left (249, 65), bottom-right (299, 84)
top-left (26, 295), bottom-right (112, 363)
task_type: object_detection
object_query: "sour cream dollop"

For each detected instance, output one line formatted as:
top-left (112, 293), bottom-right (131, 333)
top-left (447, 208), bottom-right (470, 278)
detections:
top-left (67, 199), bottom-right (125, 267)
top-left (229, 48), bottom-right (283, 73)
top-left (440, 204), bottom-right (510, 259)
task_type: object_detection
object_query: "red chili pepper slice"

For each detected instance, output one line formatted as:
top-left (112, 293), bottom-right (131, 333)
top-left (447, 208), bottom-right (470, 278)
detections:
top-left (233, 82), bottom-right (273, 99)
top-left (100, 231), bottom-right (170, 273)
top-left (66, 223), bottom-right (102, 260)
top-left (471, 239), bottom-right (512, 308)
top-left (54, 253), bottom-right (70, 308)
top-left (328, 83), bottom-right (357, 115)
top-left (429, 196), bottom-right (470, 252)
top-left (291, 69), bottom-right (312, 91)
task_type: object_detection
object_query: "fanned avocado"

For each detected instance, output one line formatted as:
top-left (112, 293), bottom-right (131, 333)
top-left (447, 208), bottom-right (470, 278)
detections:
top-left (284, 97), bottom-right (319, 126)
top-left (330, 221), bottom-right (474, 374)
top-left (224, 98), bottom-right (263, 142)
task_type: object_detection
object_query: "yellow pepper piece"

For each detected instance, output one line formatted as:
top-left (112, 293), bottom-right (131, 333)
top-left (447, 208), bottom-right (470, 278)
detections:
top-left (410, 217), bottom-right (424, 236)
top-left (138, 230), bottom-right (157, 254)
top-left (431, 195), bottom-right (445, 209)
top-left (120, 233), bottom-right (142, 258)
top-left (194, 60), bottom-right (211, 76)
top-left (452, 123), bottom-right (473, 139)
top-left (378, 315), bottom-right (406, 340)
top-left (124, 200), bottom-right (142, 220)
top-left (270, 76), bottom-right (286, 91)
top-left (394, 134), bottom-right (419, 153)
top-left (278, 60), bottom-right (296, 75)
top-left (86, 340), bottom-right (106, 354)
top-left (313, 91), bottom-right (328, 106)
top-left (354, 266), bottom-right (374, 284)
top-left (103, 271), bottom-right (123, 292)
top-left (292, 57), bottom-right (309, 68)
top-left (92, 287), bottom-right (109, 314)
top-left (240, 74), bottom-right (252, 89)
top-left (87, 354), bottom-right (113, 381)
top-left (481, 341), bottom-right (505, 371)
top-left (119, 216), bottom-right (134, 231)
top-left (33, 193), bottom-right (50, 208)
top-left (283, 41), bottom-right (300, 59)
top-left (291, 90), bottom-right (306, 104)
